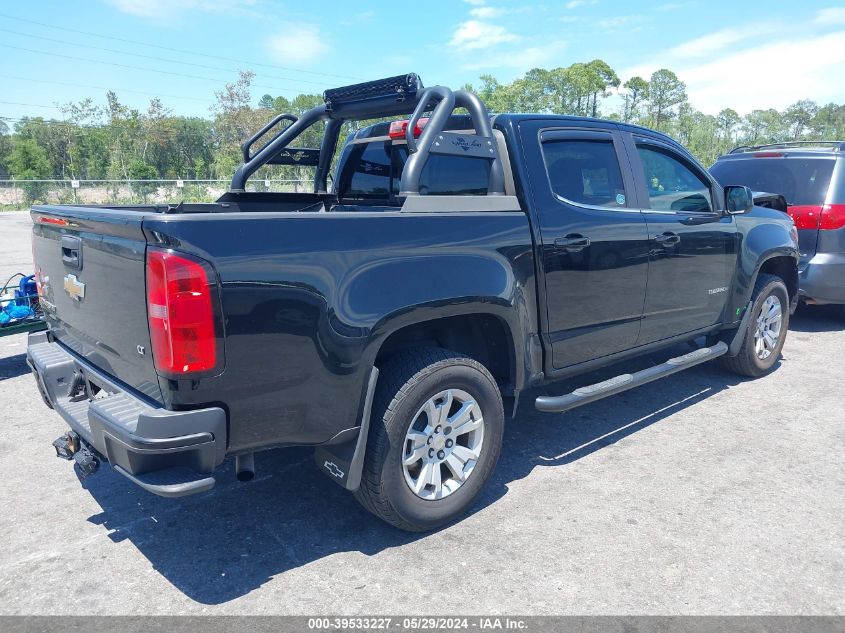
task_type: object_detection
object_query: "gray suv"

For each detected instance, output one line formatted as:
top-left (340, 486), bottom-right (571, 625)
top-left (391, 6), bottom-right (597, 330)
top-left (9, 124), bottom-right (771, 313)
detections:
top-left (711, 142), bottom-right (845, 312)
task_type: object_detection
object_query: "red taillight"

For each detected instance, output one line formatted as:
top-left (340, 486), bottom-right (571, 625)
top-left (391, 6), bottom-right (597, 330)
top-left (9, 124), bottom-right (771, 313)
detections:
top-left (752, 152), bottom-right (784, 158)
top-left (388, 117), bottom-right (429, 140)
top-left (819, 203), bottom-right (845, 230)
top-left (38, 216), bottom-right (69, 226)
top-left (788, 205), bottom-right (822, 230)
top-left (146, 249), bottom-right (218, 377)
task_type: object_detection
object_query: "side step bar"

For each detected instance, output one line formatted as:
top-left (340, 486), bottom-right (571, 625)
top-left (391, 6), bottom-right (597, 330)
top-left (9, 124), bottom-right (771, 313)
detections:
top-left (535, 341), bottom-right (728, 413)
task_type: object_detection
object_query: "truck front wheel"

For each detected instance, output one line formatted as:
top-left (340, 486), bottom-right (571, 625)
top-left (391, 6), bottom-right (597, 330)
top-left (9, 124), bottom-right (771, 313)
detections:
top-left (355, 347), bottom-right (504, 531)
top-left (721, 273), bottom-right (790, 377)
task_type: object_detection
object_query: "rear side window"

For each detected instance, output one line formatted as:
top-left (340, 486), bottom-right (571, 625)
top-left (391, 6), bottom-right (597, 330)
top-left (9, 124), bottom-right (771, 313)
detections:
top-left (336, 139), bottom-right (490, 200)
top-left (336, 141), bottom-right (396, 199)
top-left (710, 157), bottom-right (835, 206)
top-left (394, 146), bottom-right (489, 196)
top-left (541, 139), bottom-right (626, 207)
top-left (636, 145), bottom-right (712, 213)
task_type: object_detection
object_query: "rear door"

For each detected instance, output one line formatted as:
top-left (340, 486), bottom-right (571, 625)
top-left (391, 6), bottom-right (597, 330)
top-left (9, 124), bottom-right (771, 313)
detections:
top-left (709, 154), bottom-right (836, 267)
top-left (31, 207), bottom-right (162, 401)
top-left (626, 135), bottom-right (738, 344)
top-left (521, 120), bottom-right (650, 369)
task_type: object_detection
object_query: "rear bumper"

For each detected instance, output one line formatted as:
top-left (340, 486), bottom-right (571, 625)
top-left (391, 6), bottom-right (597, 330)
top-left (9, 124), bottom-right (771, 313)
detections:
top-left (798, 252), bottom-right (845, 304)
top-left (27, 331), bottom-right (227, 497)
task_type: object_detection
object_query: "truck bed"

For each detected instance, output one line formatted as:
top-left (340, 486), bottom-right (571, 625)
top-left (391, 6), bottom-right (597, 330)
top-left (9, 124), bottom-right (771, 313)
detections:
top-left (30, 202), bottom-right (536, 452)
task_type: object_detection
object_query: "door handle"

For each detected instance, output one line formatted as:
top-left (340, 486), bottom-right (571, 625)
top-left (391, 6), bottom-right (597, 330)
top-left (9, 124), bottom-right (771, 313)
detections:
top-left (554, 235), bottom-right (591, 252)
top-left (654, 232), bottom-right (680, 246)
top-left (61, 235), bottom-right (82, 269)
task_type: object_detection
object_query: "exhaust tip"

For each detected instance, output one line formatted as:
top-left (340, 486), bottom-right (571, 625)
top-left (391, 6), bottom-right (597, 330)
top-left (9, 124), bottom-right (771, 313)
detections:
top-left (235, 453), bottom-right (255, 482)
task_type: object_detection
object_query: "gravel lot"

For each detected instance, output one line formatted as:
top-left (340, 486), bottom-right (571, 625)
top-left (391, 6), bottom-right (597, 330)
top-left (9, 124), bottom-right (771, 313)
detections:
top-left (0, 210), bottom-right (842, 615)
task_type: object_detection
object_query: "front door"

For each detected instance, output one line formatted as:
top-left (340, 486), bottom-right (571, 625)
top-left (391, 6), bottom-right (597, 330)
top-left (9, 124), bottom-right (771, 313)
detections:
top-left (524, 122), bottom-right (651, 369)
top-left (626, 135), bottom-right (738, 345)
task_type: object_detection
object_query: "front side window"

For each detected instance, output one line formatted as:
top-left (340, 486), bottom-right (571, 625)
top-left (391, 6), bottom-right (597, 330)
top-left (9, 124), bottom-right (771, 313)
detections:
top-left (541, 139), bottom-right (626, 208)
top-left (636, 145), bottom-right (713, 213)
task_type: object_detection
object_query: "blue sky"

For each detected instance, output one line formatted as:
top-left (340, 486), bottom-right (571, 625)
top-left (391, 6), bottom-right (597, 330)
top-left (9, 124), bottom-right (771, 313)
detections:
top-left (2, 0), bottom-right (845, 123)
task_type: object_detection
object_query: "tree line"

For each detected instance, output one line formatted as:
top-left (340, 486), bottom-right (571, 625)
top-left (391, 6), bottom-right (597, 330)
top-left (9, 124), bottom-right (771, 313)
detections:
top-left (468, 61), bottom-right (844, 165)
top-left (2, 61), bottom-right (844, 201)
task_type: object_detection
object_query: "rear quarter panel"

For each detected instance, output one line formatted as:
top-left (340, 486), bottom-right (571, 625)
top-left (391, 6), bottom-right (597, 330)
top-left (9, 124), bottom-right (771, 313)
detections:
top-left (142, 211), bottom-right (537, 452)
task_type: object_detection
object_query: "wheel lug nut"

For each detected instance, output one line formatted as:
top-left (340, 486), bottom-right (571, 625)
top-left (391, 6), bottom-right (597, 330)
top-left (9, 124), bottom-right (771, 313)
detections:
top-left (437, 450), bottom-right (445, 460)
top-left (444, 426), bottom-right (452, 435)
top-left (435, 425), bottom-right (442, 434)
top-left (428, 448), bottom-right (435, 458)
top-left (427, 436), bottom-right (433, 445)
top-left (446, 439), bottom-right (453, 448)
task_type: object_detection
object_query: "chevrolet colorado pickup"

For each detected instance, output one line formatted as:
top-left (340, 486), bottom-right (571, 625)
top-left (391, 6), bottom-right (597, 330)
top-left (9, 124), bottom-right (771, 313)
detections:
top-left (27, 74), bottom-right (799, 531)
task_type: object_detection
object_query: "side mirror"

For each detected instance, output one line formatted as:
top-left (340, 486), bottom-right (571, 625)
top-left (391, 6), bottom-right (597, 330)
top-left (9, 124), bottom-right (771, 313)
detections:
top-left (724, 185), bottom-right (754, 214)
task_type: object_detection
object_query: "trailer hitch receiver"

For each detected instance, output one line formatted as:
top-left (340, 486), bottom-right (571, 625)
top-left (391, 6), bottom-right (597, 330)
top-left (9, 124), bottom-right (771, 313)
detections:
top-left (52, 431), bottom-right (79, 460)
top-left (73, 447), bottom-right (100, 478)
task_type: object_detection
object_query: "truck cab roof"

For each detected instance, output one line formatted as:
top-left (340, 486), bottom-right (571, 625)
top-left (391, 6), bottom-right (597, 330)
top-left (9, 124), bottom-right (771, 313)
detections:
top-left (351, 113), bottom-right (686, 153)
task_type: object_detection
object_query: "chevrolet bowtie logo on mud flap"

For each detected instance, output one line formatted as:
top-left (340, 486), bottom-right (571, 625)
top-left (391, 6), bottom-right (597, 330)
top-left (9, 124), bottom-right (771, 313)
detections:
top-left (324, 461), bottom-right (345, 479)
top-left (451, 136), bottom-right (483, 153)
top-left (63, 274), bottom-right (85, 301)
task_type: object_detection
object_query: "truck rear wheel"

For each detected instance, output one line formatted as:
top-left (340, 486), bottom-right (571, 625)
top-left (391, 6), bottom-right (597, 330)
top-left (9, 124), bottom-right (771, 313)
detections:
top-left (355, 347), bottom-right (504, 531)
top-left (721, 273), bottom-right (790, 377)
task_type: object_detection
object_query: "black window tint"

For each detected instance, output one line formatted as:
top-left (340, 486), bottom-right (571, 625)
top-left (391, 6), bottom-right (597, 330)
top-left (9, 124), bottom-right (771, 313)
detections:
top-left (541, 139), bottom-right (626, 207)
top-left (337, 140), bottom-right (395, 199)
top-left (394, 146), bottom-right (490, 196)
top-left (710, 157), bottom-right (835, 206)
top-left (336, 139), bottom-right (490, 200)
top-left (636, 145), bottom-right (712, 213)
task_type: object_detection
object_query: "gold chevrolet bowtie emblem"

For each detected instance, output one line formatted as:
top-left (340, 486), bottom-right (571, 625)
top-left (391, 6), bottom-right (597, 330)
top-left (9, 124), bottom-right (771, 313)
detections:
top-left (63, 274), bottom-right (86, 301)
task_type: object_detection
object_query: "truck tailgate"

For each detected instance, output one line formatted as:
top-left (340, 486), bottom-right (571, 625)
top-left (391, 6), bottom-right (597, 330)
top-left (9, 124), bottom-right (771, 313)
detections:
top-left (31, 207), bottom-right (162, 402)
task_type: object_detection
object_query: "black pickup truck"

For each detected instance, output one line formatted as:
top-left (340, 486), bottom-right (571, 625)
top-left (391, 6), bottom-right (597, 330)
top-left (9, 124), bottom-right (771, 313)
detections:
top-left (27, 74), bottom-right (798, 531)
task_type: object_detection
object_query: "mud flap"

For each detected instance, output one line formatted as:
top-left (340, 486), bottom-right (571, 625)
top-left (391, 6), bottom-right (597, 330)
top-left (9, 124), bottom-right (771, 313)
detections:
top-left (314, 429), bottom-right (360, 490)
top-left (314, 367), bottom-right (378, 491)
top-left (728, 301), bottom-right (754, 357)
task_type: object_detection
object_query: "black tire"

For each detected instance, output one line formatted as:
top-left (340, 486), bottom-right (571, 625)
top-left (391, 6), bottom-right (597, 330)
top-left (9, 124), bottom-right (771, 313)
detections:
top-left (721, 273), bottom-right (790, 377)
top-left (354, 347), bottom-right (504, 532)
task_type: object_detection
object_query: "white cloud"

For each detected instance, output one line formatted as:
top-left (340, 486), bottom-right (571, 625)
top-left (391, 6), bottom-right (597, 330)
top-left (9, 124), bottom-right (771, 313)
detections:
top-left (597, 15), bottom-right (645, 30)
top-left (682, 31), bottom-right (845, 112)
top-left (460, 41), bottom-right (566, 71)
top-left (266, 25), bottom-right (330, 66)
top-left (623, 29), bottom-right (845, 114)
top-left (565, 0), bottom-right (585, 8)
top-left (813, 7), bottom-right (845, 25)
top-left (470, 6), bottom-right (507, 18)
top-left (450, 20), bottom-right (519, 50)
top-left (668, 24), bottom-right (774, 58)
top-left (104, 0), bottom-right (255, 17)
top-left (463, 0), bottom-right (487, 5)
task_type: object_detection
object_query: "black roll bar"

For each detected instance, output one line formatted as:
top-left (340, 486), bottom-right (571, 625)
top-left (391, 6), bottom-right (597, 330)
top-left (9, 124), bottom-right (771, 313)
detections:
top-left (231, 106), bottom-right (328, 191)
top-left (242, 113), bottom-right (298, 162)
top-left (229, 74), bottom-right (506, 197)
top-left (315, 118), bottom-right (344, 194)
top-left (400, 88), bottom-right (504, 196)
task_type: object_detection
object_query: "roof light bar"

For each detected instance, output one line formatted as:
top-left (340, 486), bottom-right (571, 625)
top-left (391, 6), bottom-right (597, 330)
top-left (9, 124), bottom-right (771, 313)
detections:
top-left (323, 74), bottom-right (423, 112)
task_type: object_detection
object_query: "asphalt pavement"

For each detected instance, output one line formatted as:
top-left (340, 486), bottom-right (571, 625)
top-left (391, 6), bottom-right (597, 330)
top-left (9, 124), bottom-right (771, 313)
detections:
top-left (0, 210), bottom-right (842, 615)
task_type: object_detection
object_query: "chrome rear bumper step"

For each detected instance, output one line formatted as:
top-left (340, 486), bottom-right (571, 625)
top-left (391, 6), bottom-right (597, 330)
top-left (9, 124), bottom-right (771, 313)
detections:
top-left (535, 341), bottom-right (728, 413)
